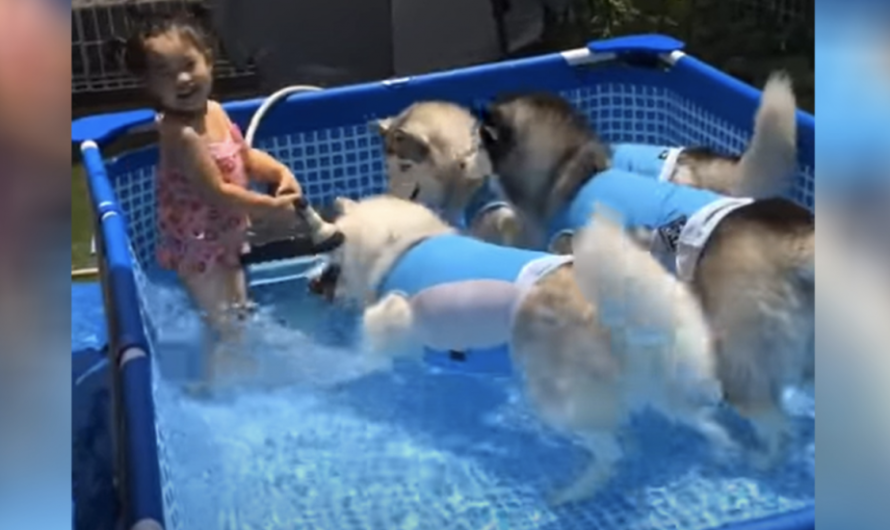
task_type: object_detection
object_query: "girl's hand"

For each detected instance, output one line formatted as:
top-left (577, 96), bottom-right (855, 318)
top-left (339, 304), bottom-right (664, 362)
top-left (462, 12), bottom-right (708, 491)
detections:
top-left (275, 173), bottom-right (302, 197)
top-left (248, 194), bottom-right (301, 245)
top-left (272, 193), bottom-right (301, 210)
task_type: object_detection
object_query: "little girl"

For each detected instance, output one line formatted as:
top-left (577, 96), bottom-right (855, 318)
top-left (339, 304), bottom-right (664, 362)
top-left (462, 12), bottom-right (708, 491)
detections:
top-left (112, 8), bottom-right (341, 384)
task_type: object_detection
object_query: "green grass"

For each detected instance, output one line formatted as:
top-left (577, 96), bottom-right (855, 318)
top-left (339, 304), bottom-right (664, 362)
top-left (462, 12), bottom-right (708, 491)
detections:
top-left (71, 164), bottom-right (96, 272)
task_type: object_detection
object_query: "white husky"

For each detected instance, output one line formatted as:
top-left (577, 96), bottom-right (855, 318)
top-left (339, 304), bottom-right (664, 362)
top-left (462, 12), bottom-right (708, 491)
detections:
top-left (310, 194), bottom-right (732, 505)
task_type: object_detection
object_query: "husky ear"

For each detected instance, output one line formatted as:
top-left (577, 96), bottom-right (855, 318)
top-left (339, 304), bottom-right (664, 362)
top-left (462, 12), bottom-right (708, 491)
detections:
top-left (335, 197), bottom-right (358, 215)
top-left (374, 117), bottom-right (395, 136)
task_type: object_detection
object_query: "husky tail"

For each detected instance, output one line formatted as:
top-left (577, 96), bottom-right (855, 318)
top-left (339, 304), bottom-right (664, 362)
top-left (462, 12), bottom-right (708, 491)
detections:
top-left (573, 206), bottom-right (735, 451)
top-left (572, 206), bottom-right (721, 407)
top-left (792, 229), bottom-right (816, 382)
top-left (735, 71), bottom-right (799, 199)
top-left (794, 229), bottom-right (816, 286)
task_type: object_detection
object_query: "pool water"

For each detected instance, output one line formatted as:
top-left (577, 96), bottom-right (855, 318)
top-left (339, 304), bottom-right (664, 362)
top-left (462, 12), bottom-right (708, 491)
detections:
top-left (145, 270), bottom-right (815, 530)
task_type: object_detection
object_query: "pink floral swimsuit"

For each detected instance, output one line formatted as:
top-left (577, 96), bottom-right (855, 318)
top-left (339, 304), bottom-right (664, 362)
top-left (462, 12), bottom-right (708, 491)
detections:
top-left (156, 122), bottom-right (250, 274)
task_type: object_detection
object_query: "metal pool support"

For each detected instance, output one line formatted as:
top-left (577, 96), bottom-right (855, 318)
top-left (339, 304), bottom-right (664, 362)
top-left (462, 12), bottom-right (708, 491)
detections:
top-left (81, 141), bottom-right (166, 530)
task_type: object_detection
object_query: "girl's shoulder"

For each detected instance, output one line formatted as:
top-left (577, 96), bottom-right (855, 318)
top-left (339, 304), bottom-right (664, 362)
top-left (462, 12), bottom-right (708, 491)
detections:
top-left (156, 101), bottom-right (231, 146)
top-left (206, 100), bottom-right (234, 131)
top-left (207, 101), bottom-right (246, 146)
top-left (155, 113), bottom-right (191, 144)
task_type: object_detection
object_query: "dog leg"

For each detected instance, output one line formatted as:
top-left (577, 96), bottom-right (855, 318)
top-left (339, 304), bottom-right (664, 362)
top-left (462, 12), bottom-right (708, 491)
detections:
top-left (747, 406), bottom-right (792, 470)
top-left (549, 431), bottom-right (622, 506)
top-left (679, 407), bottom-right (740, 462)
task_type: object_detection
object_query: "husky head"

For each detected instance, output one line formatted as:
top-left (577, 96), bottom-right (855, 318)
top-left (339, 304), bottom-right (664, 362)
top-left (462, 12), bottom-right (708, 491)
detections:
top-left (375, 101), bottom-right (493, 223)
top-left (478, 93), bottom-right (610, 222)
top-left (310, 195), bottom-right (454, 306)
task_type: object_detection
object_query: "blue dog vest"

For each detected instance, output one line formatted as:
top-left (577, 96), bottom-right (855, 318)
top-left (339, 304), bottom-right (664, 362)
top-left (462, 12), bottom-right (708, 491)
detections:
top-left (549, 168), bottom-right (725, 268)
top-left (458, 177), bottom-right (511, 229)
top-left (378, 234), bottom-right (550, 374)
top-left (610, 143), bottom-right (683, 182)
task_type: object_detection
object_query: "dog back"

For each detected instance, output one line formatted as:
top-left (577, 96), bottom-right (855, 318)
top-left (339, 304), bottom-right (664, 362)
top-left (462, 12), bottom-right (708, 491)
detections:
top-left (549, 168), bottom-right (724, 244)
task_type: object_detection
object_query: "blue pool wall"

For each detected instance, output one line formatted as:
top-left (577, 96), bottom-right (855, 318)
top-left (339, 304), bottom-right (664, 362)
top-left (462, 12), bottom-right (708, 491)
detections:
top-left (75, 33), bottom-right (815, 530)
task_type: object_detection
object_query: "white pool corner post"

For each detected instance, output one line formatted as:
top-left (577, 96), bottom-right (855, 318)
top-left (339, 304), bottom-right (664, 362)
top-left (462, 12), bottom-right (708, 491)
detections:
top-left (558, 47), bottom-right (616, 66)
top-left (120, 346), bottom-right (148, 367)
top-left (131, 518), bottom-right (165, 530)
top-left (557, 40), bottom-right (688, 68)
top-left (666, 50), bottom-right (687, 65)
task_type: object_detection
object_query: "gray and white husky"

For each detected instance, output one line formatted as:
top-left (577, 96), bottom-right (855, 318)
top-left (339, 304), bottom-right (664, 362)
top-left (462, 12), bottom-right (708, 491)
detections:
top-left (374, 72), bottom-right (797, 246)
top-left (374, 101), bottom-right (526, 246)
top-left (478, 91), bottom-right (815, 468)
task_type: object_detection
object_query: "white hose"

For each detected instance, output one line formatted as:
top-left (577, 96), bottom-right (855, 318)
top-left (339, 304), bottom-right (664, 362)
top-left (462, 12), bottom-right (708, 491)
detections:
top-left (244, 85), bottom-right (324, 147)
top-left (243, 84), bottom-right (342, 256)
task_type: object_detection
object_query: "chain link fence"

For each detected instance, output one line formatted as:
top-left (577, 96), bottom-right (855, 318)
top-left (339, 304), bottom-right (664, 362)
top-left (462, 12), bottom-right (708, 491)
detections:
top-left (72, 0), bottom-right (811, 109)
top-left (72, 0), bottom-right (255, 97)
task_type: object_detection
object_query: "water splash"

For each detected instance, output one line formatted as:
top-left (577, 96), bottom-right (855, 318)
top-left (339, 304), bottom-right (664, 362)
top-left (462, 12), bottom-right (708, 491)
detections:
top-left (144, 278), bottom-right (814, 530)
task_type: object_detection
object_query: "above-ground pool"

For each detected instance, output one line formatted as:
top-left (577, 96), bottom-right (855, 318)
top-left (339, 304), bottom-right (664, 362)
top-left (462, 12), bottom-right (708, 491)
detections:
top-left (75, 34), bottom-right (815, 530)
top-left (149, 271), bottom-right (815, 530)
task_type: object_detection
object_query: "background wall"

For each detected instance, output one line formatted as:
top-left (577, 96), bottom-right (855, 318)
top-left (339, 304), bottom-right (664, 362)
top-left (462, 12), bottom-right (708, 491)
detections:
top-left (71, 0), bottom-right (813, 113)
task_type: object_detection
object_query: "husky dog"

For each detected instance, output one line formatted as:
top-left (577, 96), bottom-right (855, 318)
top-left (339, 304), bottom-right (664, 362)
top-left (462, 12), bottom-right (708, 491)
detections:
top-left (374, 73), bottom-right (796, 247)
top-left (308, 194), bottom-right (731, 505)
top-left (610, 72), bottom-right (799, 199)
top-left (375, 101), bottom-right (526, 246)
top-left (479, 92), bottom-right (815, 467)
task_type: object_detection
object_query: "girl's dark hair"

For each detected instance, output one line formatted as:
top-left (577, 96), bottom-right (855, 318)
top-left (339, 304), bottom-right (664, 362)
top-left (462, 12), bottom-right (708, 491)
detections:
top-left (106, 2), bottom-right (216, 76)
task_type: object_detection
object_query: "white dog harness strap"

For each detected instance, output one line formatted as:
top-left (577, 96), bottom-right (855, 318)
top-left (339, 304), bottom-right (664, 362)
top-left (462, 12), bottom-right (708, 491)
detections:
top-left (514, 254), bottom-right (574, 293)
top-left (676, 197), bottom-right (755, 281)
top-left (405, 256), bottom-right (573, 352)
top-left (409, 279), bottom-right (521, 351)
top-left (511, 254), bottom-right (574, 323)
top-left (610, 143), bottom-right (684, 183)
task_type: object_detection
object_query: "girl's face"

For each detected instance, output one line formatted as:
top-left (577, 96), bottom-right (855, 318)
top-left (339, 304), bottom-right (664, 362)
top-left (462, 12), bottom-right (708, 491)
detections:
top-left (143, 30), bottom-right (212, 113)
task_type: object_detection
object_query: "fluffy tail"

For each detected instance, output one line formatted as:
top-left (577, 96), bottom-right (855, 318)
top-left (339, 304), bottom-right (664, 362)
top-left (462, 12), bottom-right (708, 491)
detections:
top-left (572, 207), bottom-right (719, 403)
top-left (362, 292), bottom-right (420, 359)
top-left (735, 71), bottom-right (798, 199)
top-left (795, 230), bottom-right (816, 286)
top-left (793, 230), bottom-right (816, 383)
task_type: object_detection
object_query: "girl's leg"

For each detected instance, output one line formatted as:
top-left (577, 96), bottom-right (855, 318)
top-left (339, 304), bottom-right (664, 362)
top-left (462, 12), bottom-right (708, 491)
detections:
top-left (179, 265), bottom-right (248, 385)
top-left (224, 265), bottom-right (254, 319)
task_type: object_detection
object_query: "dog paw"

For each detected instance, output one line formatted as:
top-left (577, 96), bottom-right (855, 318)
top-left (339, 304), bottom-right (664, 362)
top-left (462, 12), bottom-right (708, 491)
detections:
top-left (546, 482), bottom-right (598, 508)
top-left (750, 447), bottom-right (786, 472)
top-left (546, 465), bottom-right (610, 507)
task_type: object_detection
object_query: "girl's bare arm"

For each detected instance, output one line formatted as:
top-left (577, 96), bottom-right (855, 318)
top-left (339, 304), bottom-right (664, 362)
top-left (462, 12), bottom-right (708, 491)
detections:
top-left (162, 121), bottom-right (295, 215)
top-left (244, 147), bottom-right (303, 197)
